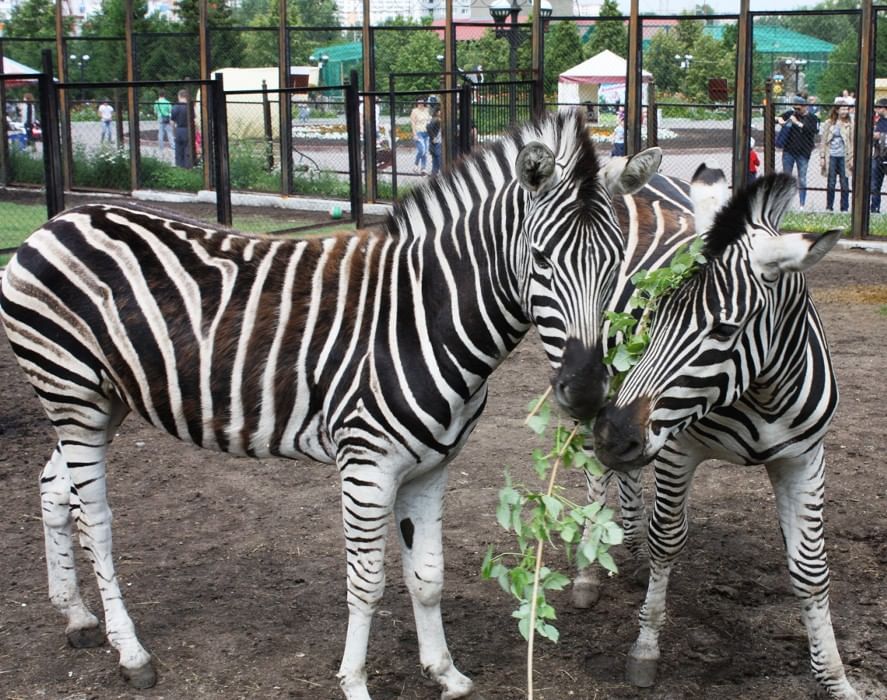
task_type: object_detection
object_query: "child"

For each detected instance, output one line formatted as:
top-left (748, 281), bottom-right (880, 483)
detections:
top-left (748, 136), bottom-right (760, 185)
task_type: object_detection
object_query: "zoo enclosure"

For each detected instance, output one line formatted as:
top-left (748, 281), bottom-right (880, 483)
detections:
top-left (0, 3), bottom-right (886, 242)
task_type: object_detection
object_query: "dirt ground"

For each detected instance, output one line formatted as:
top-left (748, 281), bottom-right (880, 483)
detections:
top-left (1, 248), bottom-right (886, 700)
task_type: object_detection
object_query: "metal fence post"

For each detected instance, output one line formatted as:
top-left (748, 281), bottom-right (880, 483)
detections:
top-left (388, 74), bottom-right (398, 200)
top-left (459, 81), bottom-right (472, 156)
top-left (211, 73), bottom-right (232, 227)
top-left (646, 80), bottom-right (658, 149)
top-left (345, 70), bottom-right (364, 228)
top-left (262, 80), bottom-right (274, 170)
top-left (39, 50), bottom-right (64, 218)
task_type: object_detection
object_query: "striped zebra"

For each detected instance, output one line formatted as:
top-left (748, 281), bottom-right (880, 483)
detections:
top-left (593, 173), bottom-right (861, 699)
top-left (0, 110), bottom-right (662, 699)
top-left (571, 163), bottom-right (729, 608)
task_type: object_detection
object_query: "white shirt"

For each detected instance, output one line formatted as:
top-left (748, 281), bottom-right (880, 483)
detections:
top-left (98, 103), bottom-right (114, 122)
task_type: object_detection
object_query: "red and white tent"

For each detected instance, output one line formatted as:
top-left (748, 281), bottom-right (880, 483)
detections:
top-left (557, 50), bottom-right (652, 106)
top-left (2, 56), bottom-right (40, 86)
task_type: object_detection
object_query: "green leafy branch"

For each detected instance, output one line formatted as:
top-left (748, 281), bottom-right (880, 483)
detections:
top-left (605, 237), bottom-right (706, 391)
top-left (481, 236), bottom-right (706, 699)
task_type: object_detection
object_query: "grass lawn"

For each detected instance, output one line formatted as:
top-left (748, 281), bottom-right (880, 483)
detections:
top-left (1, 200), bottom-right (884, 268)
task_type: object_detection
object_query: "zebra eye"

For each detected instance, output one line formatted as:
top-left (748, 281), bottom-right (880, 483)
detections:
top-left (710, 322), bottom-right (739, 341)
top-left (531, 249), bottom-right (551, 270)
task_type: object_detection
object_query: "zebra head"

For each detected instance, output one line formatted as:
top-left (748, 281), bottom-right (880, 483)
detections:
top-left (513, 113), bottom-right (662, 420)
top-left (593, 174), bottom-right (841, 470)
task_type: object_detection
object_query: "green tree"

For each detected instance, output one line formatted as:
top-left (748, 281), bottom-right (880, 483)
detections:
top-left (543, 21), bottom-right (584, 94)
top-left (5, 0), bottom-right (70, 69)
top-left (584, 0), bottom-right (627, 59)
top-left (644, 30), bottom-right (684, 95)
top-left (683, 33), bottom-right (733, 103)
top-left (674, 15), bottom-right (703, 55)
top-left (374, 19), bottom-right (443, 94)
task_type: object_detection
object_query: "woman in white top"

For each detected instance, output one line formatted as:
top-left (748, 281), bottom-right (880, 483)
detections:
top-left (409, 98), bottom-right (430, 174)
top-left (819, 99), bottom-right (854, 212)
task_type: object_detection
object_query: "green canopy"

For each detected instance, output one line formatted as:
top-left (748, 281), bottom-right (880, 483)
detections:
top-left (309, 42), bottom-right (363, 87)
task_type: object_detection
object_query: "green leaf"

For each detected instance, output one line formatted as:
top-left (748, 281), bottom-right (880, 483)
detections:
top-left (538, 622), bottom-right (560, 643)
top-left (542, 571), bottom-right (571, 591)
top-left (541, 494), bottom-right (562, 520)
top-left (597, 549), bottom-right (618, 573)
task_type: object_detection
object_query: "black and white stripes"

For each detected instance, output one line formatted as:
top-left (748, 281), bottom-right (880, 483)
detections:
top-left (0, 110), bottom-right (662, 699)
top-left (592, 174), bottom-right (859, 699)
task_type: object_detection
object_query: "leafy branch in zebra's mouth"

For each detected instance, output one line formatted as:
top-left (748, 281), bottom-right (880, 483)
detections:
top-left (481, 236), bottom-right (706, 698)
top-left (605, 237), bottom-right (707, 392)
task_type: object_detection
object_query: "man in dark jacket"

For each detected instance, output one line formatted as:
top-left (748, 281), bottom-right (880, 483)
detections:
top-left (778, 95), bottom-right (819, 208)
top-left (170, 90), bottom-right (192, 169)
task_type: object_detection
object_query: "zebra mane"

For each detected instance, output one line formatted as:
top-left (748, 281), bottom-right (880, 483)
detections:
top-left (702, 173), bottom-right (796, 260)
top-left (383, 109), bottom-right (600, 237)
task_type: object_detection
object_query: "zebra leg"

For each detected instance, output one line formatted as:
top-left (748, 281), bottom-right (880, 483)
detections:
top-left (765, 446), bottom-right (860, 700)
top-left (615, 468), bottom-right (650, 585)
top-left (40, 444), bottom-right (103, 648)
top-left (61, 429), bottom-right (155, 689)
top-left (572, 466), bottom-right (612, 608)
top-left (336, 468), bottom-right (396, 700)
top-left (573, 465), bottom-right (648, 607)
top-left (626, 454), bottom-right (698, 688)
top-left (395, 467), bottom-right (473, 699)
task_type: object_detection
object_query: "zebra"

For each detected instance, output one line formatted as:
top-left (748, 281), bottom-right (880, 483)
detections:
top-left (0, 110), bottom-right (662, 700)
top-left (592, 173), bottom-right (861, 699)
top-left (571, 163), bottom-right (729, 609)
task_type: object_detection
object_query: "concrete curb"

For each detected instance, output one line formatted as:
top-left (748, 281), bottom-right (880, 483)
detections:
top-left (836, 237), bottom-right (887, 254)
top-left (131, 189), bottom-right (393, 217)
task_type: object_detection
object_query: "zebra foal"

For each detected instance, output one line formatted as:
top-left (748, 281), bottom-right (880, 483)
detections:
top-left (593, 174), bottom-right (861, 699)
top-left (0, 110), bottom-right (662, 699)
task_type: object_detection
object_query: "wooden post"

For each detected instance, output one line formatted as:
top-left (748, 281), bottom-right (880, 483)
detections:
top-left (0, 39), bottom-right (9, 186)
top-left (731, 0), bottom-right (753, 193)
top-left (199, 0), bottom-right (212, 188)
top-left (124, 0), bottom-right (141, 190)
top-left (851, 0), bottom-right (875, 239)
top-left (278, 0), bottom-right (293, 195)
top-left (625, 0), bottom-right (642, 156)
top-left (531, 0), bottom-right (544, 120)
top-left (56, 0), bottom-right (73, 190)
top-left (646, 80), bottom-right (657, 148)
top-left (262, 80), bottom-right (274, 171)
top-left (443, 0), bottom-right (455, 170)
top-left (763, 78), bottom-right (775, 176)
top-left (362, 8), bottom-right (376, 202)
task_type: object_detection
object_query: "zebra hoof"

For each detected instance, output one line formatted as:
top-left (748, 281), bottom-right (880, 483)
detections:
top-left (571, 582), bottom-right (601, 608)
top-left (626, 656), bottom-right (658, 688)
top-left (66, 625), bottom-right (105, 648)
top-left (120, 661), bottom-right (157, 689)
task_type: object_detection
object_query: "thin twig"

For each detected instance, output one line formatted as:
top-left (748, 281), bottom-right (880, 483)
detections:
top-left (525, 386), bottom-right (552, 425)
top-left (526, 423), bottom-right (580, 699)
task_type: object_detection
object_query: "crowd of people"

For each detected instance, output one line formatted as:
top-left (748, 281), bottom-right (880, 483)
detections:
top-left (773, 89), bottom-right (887, 214)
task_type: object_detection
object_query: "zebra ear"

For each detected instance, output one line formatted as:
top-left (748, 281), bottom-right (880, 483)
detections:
top-left (751, 229), bottom-right (842, 275)
top-left (516, 141), bottom-right (558, 195)
top-left (599, 147), bottom-right (662, 196)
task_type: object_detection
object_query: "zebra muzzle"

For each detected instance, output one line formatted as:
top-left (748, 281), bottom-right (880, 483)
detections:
top-left (551, 339), bottom-right (608, 421)
top-left (592, 397), bottom-right (652, 471)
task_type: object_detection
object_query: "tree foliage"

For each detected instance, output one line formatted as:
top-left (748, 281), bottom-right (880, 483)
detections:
top-left (584, 0), bottom-right (627, 59)
top-left (644, 30), bottom-right (685, 95)
top-left (543, 21), bottom-right (584, 92)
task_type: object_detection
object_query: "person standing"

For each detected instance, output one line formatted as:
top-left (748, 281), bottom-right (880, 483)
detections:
top-left (611, 110), bottom-right (625, 156)
top-left (748, 136), bottom-right (760, 186)
top-left (171, 89), bottom-right (192, 168)
top-left (777, 95), bottom-right (819, 208)
top-left (409, 97), bottom-right (430, 174)
top-left (98, 98), bottom-right (114, 144)
top-left (819, 99), bottom-right (853, 212)
top-left (154, 90), bottom-right (173, 153)
top-left (871, 98), bottom-right (887, 213)
top-left (427, 105), bottom-right (442, 175)
top-left (21, 93), bottom-right (35, 148)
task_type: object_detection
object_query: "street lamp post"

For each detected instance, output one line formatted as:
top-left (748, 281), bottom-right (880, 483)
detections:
top-left (674, 53), bottom-right (692, 70)
top-left (489, 0), bottom-right (551, 125)
top-left (785, 57), bottom-right (807, 97)
top-left (69, 53), bottom-right (90, 102)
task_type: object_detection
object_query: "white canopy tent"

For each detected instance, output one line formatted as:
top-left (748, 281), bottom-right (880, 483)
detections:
top-left (557, 49), bottom-right (652, 107)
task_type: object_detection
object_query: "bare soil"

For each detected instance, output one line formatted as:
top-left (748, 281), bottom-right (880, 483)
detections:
top-left (1, 249), bottom-right (886, 700)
